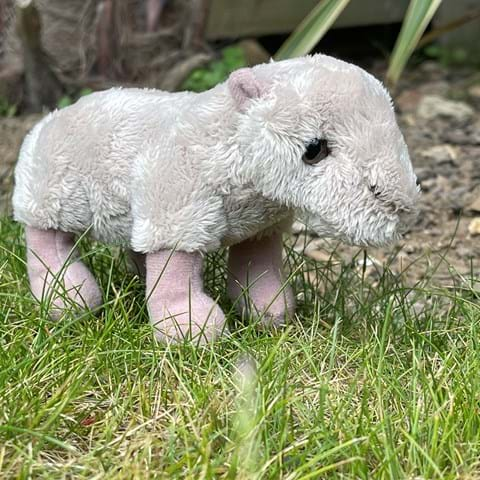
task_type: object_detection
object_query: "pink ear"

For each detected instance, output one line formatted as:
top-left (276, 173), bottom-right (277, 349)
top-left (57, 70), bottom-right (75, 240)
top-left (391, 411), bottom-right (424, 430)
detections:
top-left (228, 68), bottom-right (264, 111)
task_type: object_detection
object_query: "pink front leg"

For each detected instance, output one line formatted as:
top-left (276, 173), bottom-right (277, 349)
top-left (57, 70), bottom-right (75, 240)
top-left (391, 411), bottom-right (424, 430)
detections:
top-left (146, 250), bottom-right (227, 343)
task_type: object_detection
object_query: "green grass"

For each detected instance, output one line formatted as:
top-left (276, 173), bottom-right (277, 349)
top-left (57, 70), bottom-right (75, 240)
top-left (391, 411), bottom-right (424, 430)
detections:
top-left (1, 216), bottom-right (480, 479)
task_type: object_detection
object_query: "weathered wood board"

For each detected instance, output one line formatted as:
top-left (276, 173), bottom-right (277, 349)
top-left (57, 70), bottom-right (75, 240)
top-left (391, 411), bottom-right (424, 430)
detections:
top-left (206, 0), bottom-right (480, 54)
top-left (206, 0), bottom-right (410, 39)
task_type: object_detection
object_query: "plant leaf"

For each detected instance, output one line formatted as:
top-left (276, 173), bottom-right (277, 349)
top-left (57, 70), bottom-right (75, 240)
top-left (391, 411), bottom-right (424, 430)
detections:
top-left (386, 0), bottom-right (443, 89)
top-left (275, 0), bottom-right (352, 60)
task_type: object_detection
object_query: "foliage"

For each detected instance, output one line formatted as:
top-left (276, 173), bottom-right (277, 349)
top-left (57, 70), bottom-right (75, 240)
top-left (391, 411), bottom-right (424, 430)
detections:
top-left (423, 43), bottom-right (480, 67)
top-left (386, 0), bottom-right (443, 88)
top-left (275, 0), bottom-right (448, 88)
top-left (1, 216), bottom-right (480, 478)
top-left (275, 0), bottom-right (352, 61)
top-left (57, 88), bottom-right (94, 109)
top-left (181, 46), bottom-right (247, 93)
top-left (0, 97), bottom-right (17, 118)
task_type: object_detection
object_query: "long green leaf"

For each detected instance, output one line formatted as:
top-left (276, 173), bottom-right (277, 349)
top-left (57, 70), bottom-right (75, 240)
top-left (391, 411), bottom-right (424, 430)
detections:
top-left (274, 0), bottom-right (352, 60)
top-left (386, 0), bottom-right (443, 88)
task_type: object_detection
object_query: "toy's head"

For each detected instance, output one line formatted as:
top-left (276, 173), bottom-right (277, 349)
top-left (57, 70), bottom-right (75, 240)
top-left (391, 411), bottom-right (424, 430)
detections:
top-left (228, 55), bottom-right (420, 247)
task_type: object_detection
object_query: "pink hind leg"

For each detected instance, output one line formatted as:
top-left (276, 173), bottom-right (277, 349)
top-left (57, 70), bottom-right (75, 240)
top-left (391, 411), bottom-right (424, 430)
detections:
top-left (227, 231), bottom-right (296, 328)
top-left (25, 226), bottom-right (102, 319)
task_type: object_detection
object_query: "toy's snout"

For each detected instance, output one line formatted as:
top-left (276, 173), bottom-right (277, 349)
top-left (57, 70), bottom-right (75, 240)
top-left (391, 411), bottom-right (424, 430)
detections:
top-left (359, 156), bottom-right (421, 246)
top-left (366, 176), bottom-right (420, 230)
top-left (305, 153), bottom-right (420, 248)
top-left (371, 183), bottom-right (419, 235)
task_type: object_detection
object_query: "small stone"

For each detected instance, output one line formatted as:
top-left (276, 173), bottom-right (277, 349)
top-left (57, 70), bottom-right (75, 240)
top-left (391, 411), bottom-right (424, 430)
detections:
top-left (291, 234), bottom-right (311, 252)
top-left (470, 121), bottom-right (480, 144)
top-left (396, 89), bottom-right (422, 113)
top-left (467, 195), bottom-right (480, 214)
top-left (291, 220), bottom-right (307, 235)
top-left (402, 113), bottom-right (417, 127)
top-left (420, 144), bottom-right (458, 164)
top-left (428, 227), bottom-right (442, 237)
top-left (415, 167), bottom-right (436, 183)
top-left (420, 177), bottom-right (437, 192)
top-left (468, 218), bottom-right (480, 236)
top-left (304, 246), bottom-right (332, 263)
top-left (468, 84), bottom-right (480, 99)
top-left (441, 128), bottom-right (472, 145)
top-left (404, 243), bottom-right (416, 254)
top-left (419, 61), bottom-right (444, 75)
top-left (457, 246), bottom-right (475, 259)
top-left (417, 95), bottom-right (474, 123)
top-left (418, 80), bottom-right (450, 96)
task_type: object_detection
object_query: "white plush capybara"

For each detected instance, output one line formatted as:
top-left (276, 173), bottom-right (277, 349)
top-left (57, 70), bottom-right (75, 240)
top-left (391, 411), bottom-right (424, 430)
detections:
top-left (13, 54), bottom-right (420, 343)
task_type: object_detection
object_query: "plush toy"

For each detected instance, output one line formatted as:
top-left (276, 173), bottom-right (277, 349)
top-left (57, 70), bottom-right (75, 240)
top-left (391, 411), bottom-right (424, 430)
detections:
top-left (13, 54), bottom-right (419, 343)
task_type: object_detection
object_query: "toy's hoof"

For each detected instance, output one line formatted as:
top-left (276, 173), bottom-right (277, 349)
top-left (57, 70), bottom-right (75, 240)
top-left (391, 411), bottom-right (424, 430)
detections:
top-left (233, 285), bottom-right (296, 330)
top-left (258, 309), bottom-right (290, 330)
top-left (148, 296), bottom-right (227, 344)
top-left (32, 262), bottom-right (103, 320)
top-left (47, 284), bottom-right (102, 320)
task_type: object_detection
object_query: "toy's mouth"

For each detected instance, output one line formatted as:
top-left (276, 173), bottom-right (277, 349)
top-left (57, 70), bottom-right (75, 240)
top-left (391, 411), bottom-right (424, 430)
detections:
top-left (343, 231), bottom-right (402, 248)
top-left (300, 206), bottom-right (418, 248)
top-left (331, 225), bottom-right (402, 248)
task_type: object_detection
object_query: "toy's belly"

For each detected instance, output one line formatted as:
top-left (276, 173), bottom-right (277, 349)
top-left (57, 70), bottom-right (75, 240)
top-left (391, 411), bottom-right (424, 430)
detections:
top-left (221, 189), bottom-right (289, 246)
top-left (36, 167), bottom-right (134, 246)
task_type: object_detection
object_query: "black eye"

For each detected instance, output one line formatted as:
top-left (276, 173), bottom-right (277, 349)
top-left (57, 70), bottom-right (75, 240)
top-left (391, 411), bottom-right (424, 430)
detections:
top-left (302, 138), bottom-right (329, 165)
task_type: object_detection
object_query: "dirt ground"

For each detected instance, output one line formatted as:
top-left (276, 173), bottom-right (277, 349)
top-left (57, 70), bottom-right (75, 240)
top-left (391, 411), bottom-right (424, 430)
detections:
top-left (1, 60), bottom-right (479, 287)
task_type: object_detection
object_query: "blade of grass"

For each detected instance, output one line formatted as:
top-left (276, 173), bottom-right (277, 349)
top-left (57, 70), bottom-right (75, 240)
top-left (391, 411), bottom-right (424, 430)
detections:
top-left (0, 425), bottom-right (76, 452)
top-left (386, 0), bottom-right (443, 88)
top-left (274, 0), bottom-right (352, 60)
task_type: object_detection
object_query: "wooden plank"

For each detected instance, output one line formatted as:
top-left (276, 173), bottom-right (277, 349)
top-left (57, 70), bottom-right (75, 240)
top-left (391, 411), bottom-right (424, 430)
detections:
top-left (206, 0), bottom-right (410, 39)
top-left (435, 0), bottom-right (480, 56)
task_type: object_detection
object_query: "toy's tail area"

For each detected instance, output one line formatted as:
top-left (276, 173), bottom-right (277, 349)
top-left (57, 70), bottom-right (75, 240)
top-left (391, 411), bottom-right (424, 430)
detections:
top-left (12, 113), bottom-right (54, 224)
